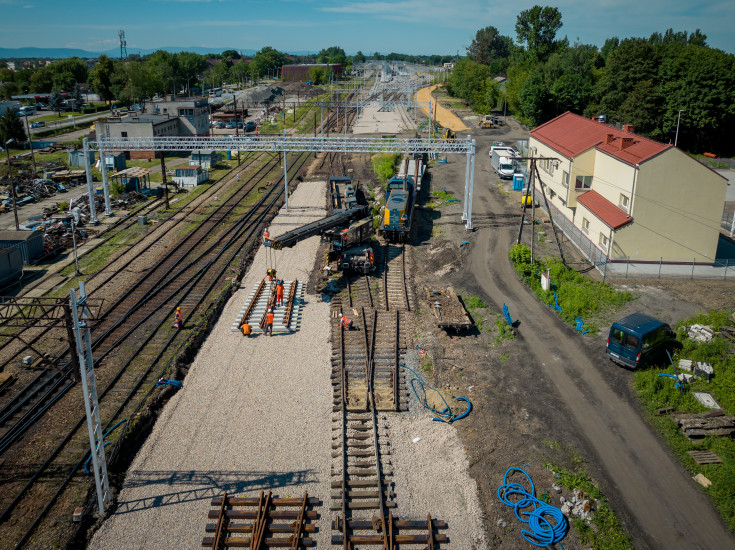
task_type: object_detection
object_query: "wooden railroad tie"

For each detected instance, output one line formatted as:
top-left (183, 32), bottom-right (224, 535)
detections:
top-left (202, 491), bottom-right (320, 549)
top-left (331, 513), bottom-right (447, 548)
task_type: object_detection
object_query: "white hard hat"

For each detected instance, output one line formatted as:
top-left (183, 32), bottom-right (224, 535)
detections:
top-left (268, 308), bottom-right (272, 312)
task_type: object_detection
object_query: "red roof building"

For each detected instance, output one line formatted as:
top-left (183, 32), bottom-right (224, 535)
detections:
top-left (527, 112), bottom-right (727, 266)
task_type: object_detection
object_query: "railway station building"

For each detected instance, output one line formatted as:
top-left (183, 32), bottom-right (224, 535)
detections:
top-left (528, 112), bottom-right (727, 265)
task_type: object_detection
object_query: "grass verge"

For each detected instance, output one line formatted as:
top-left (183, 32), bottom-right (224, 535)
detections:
top-left (509, 243), bottom-right (633, 334)
top-left (633, 309), bottom-right (735, 531)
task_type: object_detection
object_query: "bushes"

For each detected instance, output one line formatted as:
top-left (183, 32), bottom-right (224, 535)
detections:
top-left (371, 153), bottom-right (400, 186)
top-left (508, 244), bottom-right (633, 333)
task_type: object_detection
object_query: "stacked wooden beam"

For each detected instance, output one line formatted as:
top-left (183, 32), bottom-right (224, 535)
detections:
top-left (673, 410), bottom-right (735, 440)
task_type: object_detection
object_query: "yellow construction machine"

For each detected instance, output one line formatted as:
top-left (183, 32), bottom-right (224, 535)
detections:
top-left (479, 115), bottom-right (493, 129)
top-left (442, 128), bottom-right (456, 140)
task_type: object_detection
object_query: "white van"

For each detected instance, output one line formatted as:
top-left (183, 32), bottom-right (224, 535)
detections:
top-left (18, 106), bottom-right (37, 116)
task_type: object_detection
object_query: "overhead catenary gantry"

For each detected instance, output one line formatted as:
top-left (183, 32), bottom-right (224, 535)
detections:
top-left (86, 135), bottom-right (477, 230)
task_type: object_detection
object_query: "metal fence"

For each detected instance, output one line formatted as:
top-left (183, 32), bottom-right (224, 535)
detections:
top-left (722, 212), bottom-right (735, 237)
top-left (535, 190), bottom-right (735, 281)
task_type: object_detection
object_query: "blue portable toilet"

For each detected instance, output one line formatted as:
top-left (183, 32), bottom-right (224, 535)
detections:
top-left (512, 172), bottom-right (524, 191)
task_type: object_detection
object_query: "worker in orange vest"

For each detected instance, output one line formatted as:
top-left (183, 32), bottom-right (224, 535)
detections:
top-left (263, 227), bottom-right (271, 244)
top-left (265, 308), bottom-right (274, 337)
top-left (339, 313), bottom-right (354, 331)
top-left (173, 307), bottom-right (183, 329)
top-left (241, 323), bottom-right (251, 336)
top-left (275, 280), bottom-right (284, 307)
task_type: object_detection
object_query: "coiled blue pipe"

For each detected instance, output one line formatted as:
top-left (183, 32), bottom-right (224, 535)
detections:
top-left (83, 418), bottom-right (127, 475)
top-left (400, 364), bottom-right (471, 423)
top-left (497, 467), bottom-right (568, 547)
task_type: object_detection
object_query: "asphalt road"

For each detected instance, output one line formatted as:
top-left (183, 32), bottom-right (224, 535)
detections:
top-left (452, 122), bottom-right (735, 549)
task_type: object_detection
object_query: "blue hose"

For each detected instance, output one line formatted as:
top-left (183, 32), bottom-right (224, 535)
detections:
top-left (156, 378), bottom-right (183, 388)
top-left (84, 418), bottom-right (127, 475)
top-left (400, 364), bottom-right (471, 423)
top-left (497, 467), bottom-right (568, 547)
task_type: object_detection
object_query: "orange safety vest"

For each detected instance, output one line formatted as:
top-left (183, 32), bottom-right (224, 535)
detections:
top-left (263, 229), bottom-right (270, 240)
top-left (175, 311), bottom-right (183, 323)
top-left (276, 284), bottom-right (284, 298)
top-left (340, 316), bottom-right (351, 328)
top-left (241, 323), bottom-right (251, 336)
top-left (266, 311), bottom-right (274, 325)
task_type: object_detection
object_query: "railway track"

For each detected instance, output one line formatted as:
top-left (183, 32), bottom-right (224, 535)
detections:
top-left (0, 152), bottom-right (314, 548)
top-left (382, 243), bottom-right (412, 312)
top-left (0, 153), bottom-right (274, 457)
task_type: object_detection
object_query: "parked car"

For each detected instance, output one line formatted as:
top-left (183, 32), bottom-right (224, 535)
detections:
top-left (225, 121), bottom-right (236, 129)
top-left (215, 121), bottom-right (225, 129)
top-left (30, 121), bottom-right (46, 128)
top-left (244, 121), bottom-right (257, 132)
top-left (606, 313), bottom-right (679, 369)
top-left (236, 121), bottom-right (244, 129)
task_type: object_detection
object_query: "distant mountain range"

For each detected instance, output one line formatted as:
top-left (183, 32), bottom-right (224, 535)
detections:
top-left (0, 46), bottom-right (318, 59)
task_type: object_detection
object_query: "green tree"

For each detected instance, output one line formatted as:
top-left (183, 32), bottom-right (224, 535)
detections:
top-left (29, 66), bottom-right (54, 92)
top-left (230, 60), bottom-right (250, 86)
top-left (51, 57), bottom-right (88, 83)
top-left (48, 91), bottom-right (64, 116)
top-left (90, 55), bottom-right (115, 103)
top-left (0, 109), bottom-right (27, 146)
top-left (175, 52), bottom-right (208, 94)
top-left (517, 69), bottom-right (550, 125)
top-left (221, 49), bottom-right (241, 60)
top-left (52, 71), bottom-right (75, 92)
top-left (353, 51), bottom-right (366, 64)
top-left (147, 50), bottom-right (178, 94)
top-left (515, 5), bottom-right (563, 62)
top-left (251, 46), bottom-right (288, 78)
top-left (317, 46), bottom-right (347, 66)
top-left (467, 26), bottom-right (512, 68)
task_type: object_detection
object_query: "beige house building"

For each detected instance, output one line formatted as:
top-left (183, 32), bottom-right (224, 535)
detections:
top-left (528, 112), bottom-right (727, 265)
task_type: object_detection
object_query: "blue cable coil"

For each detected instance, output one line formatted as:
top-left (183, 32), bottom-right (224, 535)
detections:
top-left (497, 467), bottom-right (569, 547)
top-left (400, 364), bottom-right (471, 423)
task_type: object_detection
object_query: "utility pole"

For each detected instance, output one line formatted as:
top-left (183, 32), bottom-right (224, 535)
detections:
top-left (4, 140), bottom-right (20, 231)
top-left (233, 93), bottom-right (241, 165)
top-left (22, 114), bottom-right (37, 176)
top-left (160, 155), bottom-right (169, 210)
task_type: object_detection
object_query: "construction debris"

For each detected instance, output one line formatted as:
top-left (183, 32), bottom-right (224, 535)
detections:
top-left (693, 473), bottom-right (712, 488)
top-left (687, 324), bottom-right (714, 342)
top-left (673, 409), bottom-right (735, 440)
top-left (688, 450), bottom-right (723, 465)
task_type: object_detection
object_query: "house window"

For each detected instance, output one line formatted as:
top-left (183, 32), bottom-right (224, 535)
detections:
top-left (619, 194), bottom-right (630, 212)
top-left (549, 189), bottom-right (556, 200)
top-left (599, 232), bottom-right (609, 250)
top-left (121, 131), bottom-right (127, 138)
top-left (582, 217), bottom-right (590, 233)
top-left (562, 171), bottom-right (569, 188)
top-left (575, 175), bottom-right (592, 190)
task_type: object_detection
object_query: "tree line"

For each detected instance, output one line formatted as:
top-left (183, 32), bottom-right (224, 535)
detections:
top-left (447, 5), bottom-right (735, 154)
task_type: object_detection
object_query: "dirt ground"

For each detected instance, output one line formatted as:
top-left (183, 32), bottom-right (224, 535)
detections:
top-left (407, 99), bottom-right (735, 548)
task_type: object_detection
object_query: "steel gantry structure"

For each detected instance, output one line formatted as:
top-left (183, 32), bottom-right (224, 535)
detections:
top-left (85, 135), bottom-right (478, 230)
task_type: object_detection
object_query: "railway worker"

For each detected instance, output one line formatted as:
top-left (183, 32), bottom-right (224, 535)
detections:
top-left (400, 213), bottom-right (408, 227)
top-left (339, 313), bottom-right (354, 331)
top-left (236, 173), bottom-right (240, 182)
top-left (265, 308), bottom-right (274, 337)
top-left (263, 226), bottom-right (271, 244)
top-left (368, 251), bottom-right (375, 265)
top-left (241, 323), bottom-right (251, 337)
top-left (275, 280), bottom-right (284, 306)
top-left (173, 307), bottom-right (183, 329)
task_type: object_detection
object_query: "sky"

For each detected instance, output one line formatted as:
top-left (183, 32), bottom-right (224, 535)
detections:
top-left (1, 0), bottom-right (734, 56)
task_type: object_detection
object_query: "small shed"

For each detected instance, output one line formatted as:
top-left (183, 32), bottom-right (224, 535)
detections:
top-left (103, 152), bottom-right (126, 172)
top-left (111, 167), bottom-right (153, 193)
top-left (0, 230), bottom-right (44, 265)
top-left (189, 150), bottom-right (221, 170)
top-left (173, 165), bottom-right (208, 188)
top-left (0, 247), bottom-right (23, 288)
top-left (68, 149), bottom-right (95, 167)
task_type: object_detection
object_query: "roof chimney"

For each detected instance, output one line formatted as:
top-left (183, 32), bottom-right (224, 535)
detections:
top-left (623, 124), bottom-right (634, 134)
top-left (605, 134), bottom-right (614, 145)
top-left (619, 137), bottom-right (634, 150)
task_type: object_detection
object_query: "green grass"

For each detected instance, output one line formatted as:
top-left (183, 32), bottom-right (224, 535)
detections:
top-left (509, 244), bottom-right (633, 334)
top-left (545, 462), bottom-right (633, 549)
top-left (371, 153), bottom-right (401, 186)
top-left (633, 309), bottom-right (735, 531)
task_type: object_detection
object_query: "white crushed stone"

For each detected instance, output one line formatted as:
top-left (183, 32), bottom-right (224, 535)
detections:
top-left (90, 178), bottom-right (488, 549)
top-left (90, 180), bottom-right (333, 549)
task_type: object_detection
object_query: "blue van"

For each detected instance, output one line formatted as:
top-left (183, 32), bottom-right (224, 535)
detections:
top-left (606, 313), bottom-right (677, 369)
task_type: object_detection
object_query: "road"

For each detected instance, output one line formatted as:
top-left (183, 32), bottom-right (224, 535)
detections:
top-left (23, 110), bottom-right (109, 136)
top-left (453, 123), bottom-right (735, 549)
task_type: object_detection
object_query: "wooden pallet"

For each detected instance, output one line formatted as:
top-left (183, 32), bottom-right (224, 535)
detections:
top-left (202, 491), bottom-right (320, 549)
top-left (688, 450), bottom-right (723, 465)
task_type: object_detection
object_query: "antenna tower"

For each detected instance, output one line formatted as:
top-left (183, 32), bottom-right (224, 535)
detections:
top-left (118, 30), bottom-right (127, 60)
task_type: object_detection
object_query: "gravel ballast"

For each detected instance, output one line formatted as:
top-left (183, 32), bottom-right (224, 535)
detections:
top-left (90, 180), bottom-right (333, 549)
top-left (90, 175), bottom-right (488, 548)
